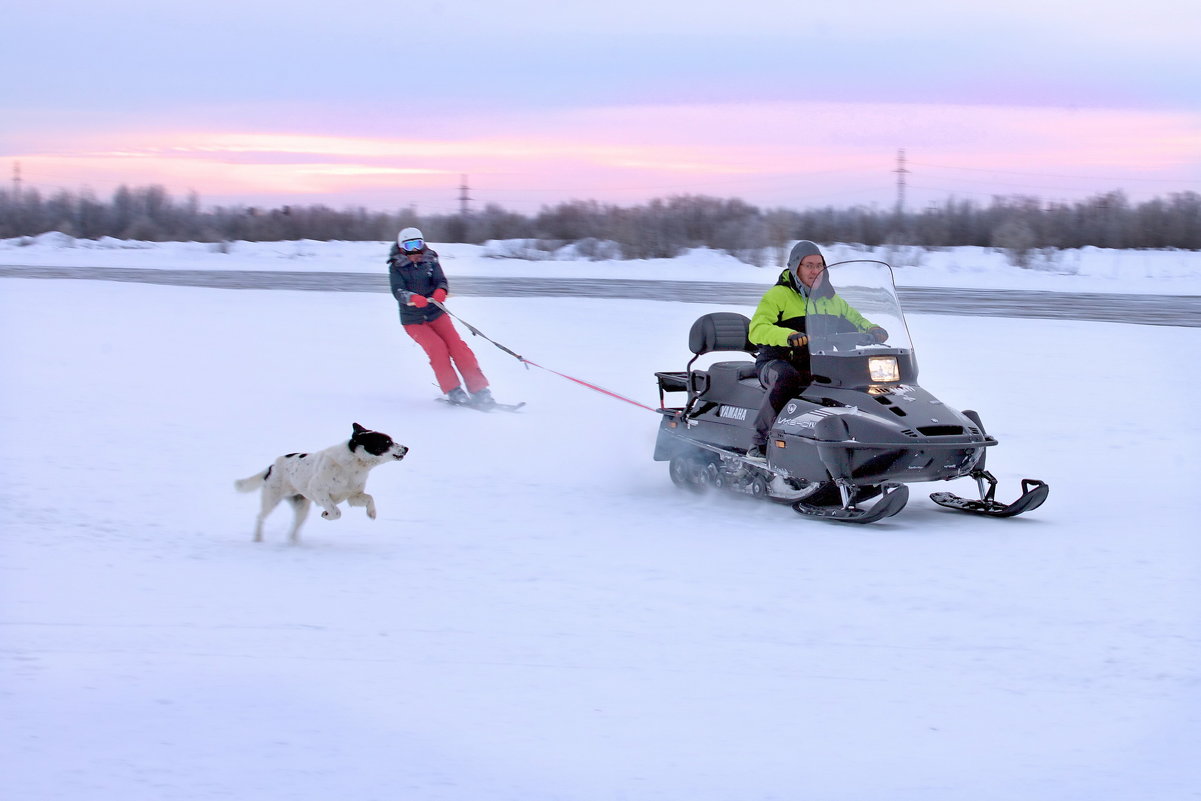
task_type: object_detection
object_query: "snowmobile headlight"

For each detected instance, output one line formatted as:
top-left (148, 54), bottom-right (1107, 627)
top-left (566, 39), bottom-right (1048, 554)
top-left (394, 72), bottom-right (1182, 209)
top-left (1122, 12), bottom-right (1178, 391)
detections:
top-left (868, 355), bottom-right (900, 383)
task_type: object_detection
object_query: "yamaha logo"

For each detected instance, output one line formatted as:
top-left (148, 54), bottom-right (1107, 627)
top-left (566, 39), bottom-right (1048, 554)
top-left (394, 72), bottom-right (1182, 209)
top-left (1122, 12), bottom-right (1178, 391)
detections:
top-left (719, 406), bottom-right (749, 421)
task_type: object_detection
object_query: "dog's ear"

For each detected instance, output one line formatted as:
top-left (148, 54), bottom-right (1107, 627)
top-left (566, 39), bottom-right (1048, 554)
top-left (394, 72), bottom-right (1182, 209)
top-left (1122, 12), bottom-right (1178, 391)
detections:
top-left (352, 423), bottom-right (367, 434)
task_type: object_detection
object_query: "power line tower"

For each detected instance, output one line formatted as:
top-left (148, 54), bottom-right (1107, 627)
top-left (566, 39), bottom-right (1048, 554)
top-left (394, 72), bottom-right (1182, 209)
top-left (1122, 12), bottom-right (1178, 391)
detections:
top-left (12, 161), bottom-right (22, 198)
top-left (894, 149), bottom-right (909, 214)
top-left (458, 174), bottom-right (471, 216)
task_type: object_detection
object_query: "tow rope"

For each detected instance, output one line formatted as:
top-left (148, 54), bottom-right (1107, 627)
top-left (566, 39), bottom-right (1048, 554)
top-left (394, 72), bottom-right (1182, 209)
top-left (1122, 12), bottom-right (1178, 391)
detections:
top-left (431, 300), bottom-right (660, 413)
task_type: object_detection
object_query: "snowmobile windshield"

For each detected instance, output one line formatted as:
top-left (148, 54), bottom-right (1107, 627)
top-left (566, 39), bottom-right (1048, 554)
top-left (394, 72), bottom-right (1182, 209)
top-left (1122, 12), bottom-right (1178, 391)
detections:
top-left (804, 260), bottom-right (913, 356)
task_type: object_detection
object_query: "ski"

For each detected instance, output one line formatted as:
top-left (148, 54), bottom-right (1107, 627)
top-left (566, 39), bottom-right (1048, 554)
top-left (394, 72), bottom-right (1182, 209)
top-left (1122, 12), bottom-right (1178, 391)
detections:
top-left (435, 397), bottom-right (526, 413)
top-left (929, 477), bottom-right (1048, 518)
top-left (793, 483), bottom-right (909, 524)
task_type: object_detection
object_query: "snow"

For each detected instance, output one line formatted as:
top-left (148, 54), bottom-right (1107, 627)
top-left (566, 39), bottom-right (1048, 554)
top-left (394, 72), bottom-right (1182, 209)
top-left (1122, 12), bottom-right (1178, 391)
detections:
top-left (5, 232), bottom-right (1201, 295)
top-left (2, 239), bottom-right (1200, 800)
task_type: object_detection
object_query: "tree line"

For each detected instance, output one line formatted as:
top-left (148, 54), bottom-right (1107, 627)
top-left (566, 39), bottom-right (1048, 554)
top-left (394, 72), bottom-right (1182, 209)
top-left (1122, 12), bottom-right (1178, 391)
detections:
top-left (2, 184), bottom-right (1199, 265)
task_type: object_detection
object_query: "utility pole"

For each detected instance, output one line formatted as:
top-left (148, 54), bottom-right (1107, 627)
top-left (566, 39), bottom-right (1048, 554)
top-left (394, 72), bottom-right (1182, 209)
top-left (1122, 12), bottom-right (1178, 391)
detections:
top-left (458, 174), bottom-right (471, 216)
top-left (893, 149), bottom-right (909, 214)
top-left (12, 161), bottom-right (21, 198)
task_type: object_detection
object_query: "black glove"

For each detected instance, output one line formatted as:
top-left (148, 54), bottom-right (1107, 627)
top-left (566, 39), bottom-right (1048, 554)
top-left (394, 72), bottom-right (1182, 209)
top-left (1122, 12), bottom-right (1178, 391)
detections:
top-left (787, 332), bottom-right (808, 348)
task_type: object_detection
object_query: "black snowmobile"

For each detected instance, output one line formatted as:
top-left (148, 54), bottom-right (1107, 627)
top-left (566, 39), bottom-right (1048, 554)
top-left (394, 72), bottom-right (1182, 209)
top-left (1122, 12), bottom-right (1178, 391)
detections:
top-left (652, 259), bottom-right (1049, 523)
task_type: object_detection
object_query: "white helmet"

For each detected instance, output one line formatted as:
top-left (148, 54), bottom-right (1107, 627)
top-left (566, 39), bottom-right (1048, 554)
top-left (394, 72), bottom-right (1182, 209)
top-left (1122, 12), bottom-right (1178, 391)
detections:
top-left (397, 227), bottom-right (425, 252)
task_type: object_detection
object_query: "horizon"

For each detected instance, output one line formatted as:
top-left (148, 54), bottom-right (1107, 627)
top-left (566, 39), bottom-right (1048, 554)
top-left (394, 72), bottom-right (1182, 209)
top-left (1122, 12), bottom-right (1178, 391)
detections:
top-left (6, 166), bottom-right (1196, 219)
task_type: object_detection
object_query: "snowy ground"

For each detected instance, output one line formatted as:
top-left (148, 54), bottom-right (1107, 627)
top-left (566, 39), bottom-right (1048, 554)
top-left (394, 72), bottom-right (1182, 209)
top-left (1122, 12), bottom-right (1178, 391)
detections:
top-left (5, 232), bottom-right (1201, 295)
top-left (2, 241), bottom-right (1200, 800)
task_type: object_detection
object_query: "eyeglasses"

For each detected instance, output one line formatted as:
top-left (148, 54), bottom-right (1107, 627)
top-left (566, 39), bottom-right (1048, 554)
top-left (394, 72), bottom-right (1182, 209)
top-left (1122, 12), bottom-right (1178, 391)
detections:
top-left (401, 238), bottom-right (425, 252)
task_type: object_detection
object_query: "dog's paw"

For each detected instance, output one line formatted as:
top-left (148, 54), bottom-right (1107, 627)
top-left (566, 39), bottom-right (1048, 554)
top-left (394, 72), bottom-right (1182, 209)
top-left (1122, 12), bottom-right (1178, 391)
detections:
top-left (367, 507), bottom-right (377, 520)
top-left (321, 508), bottom-right (342, 520)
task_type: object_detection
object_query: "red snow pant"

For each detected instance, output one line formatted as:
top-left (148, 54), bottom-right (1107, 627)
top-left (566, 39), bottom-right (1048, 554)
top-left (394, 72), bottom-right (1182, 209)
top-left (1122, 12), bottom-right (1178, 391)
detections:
top-left (404, 313), bottom-right (489, 394)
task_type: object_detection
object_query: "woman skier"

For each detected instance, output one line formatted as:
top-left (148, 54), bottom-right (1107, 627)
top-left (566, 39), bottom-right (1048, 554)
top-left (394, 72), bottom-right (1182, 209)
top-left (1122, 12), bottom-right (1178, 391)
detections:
top-left (387, 227), bottom-right (494, 407)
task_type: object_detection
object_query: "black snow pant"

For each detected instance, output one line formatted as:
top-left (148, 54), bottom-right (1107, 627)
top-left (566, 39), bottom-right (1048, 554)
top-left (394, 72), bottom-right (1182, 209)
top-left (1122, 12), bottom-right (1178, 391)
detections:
top-left (752, 360), bottom-right (809, 447)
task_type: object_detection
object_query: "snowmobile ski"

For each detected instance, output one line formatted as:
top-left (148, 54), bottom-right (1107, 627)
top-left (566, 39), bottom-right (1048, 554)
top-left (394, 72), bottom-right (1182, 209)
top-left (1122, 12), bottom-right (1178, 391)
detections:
top-left (435, 397), bottom-right (526, 413)
top-left (929, 476), bottom-right (1048, 518)
top-left (792, 483), bottom-right (910, 524)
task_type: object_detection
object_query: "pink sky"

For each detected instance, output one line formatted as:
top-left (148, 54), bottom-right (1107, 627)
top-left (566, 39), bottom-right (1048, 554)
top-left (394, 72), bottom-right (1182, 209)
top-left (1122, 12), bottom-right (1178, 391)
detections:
top-left (12, 101), bottom-right (1199, 213)
top-left (3, 0), bottom-right (1199, 213)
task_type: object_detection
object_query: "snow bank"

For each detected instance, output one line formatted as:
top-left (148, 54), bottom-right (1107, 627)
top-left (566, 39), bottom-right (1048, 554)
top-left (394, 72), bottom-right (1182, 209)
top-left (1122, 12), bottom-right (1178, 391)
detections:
top-left (3, 234), bottom-right (1201, 294)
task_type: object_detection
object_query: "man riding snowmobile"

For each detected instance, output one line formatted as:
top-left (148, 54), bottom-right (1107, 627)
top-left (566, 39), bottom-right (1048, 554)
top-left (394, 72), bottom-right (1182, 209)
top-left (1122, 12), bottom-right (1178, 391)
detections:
top-left (747, 240), bottom-right (888, 457)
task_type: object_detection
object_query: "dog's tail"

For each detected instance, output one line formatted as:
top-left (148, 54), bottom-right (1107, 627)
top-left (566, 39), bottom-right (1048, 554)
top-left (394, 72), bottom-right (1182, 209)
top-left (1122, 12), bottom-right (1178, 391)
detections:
top-left (234, 466), bottom-right (270, 493)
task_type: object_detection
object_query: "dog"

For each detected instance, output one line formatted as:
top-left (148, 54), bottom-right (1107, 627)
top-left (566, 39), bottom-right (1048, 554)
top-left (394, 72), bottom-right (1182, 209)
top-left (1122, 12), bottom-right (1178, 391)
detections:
top-left (235, 423), bottom-right (408, 543)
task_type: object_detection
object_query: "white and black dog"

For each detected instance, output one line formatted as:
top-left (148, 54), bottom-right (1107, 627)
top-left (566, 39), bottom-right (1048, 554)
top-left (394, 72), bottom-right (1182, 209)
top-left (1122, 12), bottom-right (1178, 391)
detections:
top-left (235, 423), bottom-right (408, 543)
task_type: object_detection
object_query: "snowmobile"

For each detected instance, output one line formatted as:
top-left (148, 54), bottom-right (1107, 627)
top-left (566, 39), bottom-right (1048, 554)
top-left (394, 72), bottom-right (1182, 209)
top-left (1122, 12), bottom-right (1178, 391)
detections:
top-left (652, 259), bottom-right (1048, 523)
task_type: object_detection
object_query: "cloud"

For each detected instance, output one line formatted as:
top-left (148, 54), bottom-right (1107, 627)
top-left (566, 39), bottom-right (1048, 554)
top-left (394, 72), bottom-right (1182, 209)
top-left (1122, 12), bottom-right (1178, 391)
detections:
top-left (7, 100), bottom-right (1198, 211)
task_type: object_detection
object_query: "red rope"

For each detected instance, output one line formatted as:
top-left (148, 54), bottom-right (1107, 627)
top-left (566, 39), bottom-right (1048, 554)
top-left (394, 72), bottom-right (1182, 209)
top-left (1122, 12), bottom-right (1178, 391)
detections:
top-left (431, 299), bottom-right (660, 414)
top-left (520, 358), bottom-right (660, 413)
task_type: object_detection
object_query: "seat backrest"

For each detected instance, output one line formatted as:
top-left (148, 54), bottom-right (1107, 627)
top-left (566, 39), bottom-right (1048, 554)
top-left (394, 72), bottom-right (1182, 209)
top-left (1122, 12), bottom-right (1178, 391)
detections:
top-left (688, 312), bottom-right (754, 356)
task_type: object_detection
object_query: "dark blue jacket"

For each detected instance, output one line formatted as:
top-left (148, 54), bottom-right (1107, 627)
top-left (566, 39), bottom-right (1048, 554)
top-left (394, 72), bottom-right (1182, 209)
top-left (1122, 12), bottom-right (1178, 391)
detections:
top-left (387, 245), bottom-right (449, 325)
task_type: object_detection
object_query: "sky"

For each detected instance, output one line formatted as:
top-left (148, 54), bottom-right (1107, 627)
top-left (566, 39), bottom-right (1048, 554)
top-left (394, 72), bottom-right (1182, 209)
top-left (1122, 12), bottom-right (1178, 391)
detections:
top-left (3, 0), bottom-right (1200, 214)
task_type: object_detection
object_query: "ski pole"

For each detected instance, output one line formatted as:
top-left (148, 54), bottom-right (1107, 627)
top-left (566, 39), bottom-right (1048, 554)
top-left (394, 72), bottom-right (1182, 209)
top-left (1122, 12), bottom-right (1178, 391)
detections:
top-left (430, 299), bottom-right (659, 413)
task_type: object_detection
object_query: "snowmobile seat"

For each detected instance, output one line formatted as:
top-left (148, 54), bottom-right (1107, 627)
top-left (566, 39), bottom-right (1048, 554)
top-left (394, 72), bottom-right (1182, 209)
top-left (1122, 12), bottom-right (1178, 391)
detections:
top-left (685, 312), bottom-right (756, 374)
top-left (680, 312), bottom-right (760, 413)
top-left (688, 312), bottom-right (756, 359)
top-left (701, 360), bottom-right (765, 409)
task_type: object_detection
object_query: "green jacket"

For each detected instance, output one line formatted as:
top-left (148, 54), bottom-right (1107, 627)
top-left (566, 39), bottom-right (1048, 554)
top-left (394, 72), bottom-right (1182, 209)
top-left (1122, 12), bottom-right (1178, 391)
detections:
top-left (750, 268), bottom-right (875, 367)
